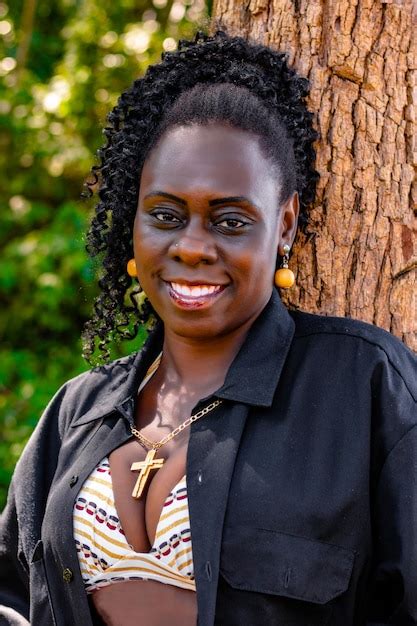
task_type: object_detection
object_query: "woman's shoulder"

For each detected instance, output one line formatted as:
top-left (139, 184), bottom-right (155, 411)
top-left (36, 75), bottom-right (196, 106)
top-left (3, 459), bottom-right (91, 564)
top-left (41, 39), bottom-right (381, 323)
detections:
top-left (44, 350), bottom-right (141, 433)
top-left (290, 307), bottom-right (414, 355)
top-left (289, 308), bottom-right (416, 399)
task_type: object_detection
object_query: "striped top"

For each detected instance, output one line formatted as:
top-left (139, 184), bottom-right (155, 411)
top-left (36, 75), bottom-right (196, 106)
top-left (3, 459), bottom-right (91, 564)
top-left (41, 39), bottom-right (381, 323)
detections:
top-left (73, 457), bottom-right (195, 593)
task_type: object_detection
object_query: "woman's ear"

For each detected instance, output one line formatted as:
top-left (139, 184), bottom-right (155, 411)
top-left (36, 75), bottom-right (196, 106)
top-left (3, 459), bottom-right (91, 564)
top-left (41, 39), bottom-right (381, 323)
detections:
top-left (277, 191), bottom-right (299, 255)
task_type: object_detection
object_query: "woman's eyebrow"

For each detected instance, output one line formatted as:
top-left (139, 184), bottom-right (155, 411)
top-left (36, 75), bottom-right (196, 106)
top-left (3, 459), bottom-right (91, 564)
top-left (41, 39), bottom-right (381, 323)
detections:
top-left (143, 191), bottom-right (260, 210)
top-left (209, 196), bottom-right (261, 211)
top-left (143, 191), bottom-right (187, 205)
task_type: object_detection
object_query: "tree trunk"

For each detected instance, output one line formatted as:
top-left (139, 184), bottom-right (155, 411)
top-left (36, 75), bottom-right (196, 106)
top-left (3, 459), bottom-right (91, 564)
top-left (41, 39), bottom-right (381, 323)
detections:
top-left (212, 0), bottom-right (416, 350)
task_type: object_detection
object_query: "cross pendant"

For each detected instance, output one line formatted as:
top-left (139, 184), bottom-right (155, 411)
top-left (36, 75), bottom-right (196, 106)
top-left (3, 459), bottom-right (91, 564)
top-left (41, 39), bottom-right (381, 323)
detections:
top-left (131, 449), bottom-right (165, 499)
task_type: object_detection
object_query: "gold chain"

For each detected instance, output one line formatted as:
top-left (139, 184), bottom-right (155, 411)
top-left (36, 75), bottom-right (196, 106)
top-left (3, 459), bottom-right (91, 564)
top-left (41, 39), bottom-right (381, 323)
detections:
top-left (130, 399), bottom-right (223, 451)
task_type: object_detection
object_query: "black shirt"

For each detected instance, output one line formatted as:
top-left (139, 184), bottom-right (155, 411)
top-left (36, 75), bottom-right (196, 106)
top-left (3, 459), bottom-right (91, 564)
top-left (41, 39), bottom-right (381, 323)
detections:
top-left (1, 291), bottom-right (416, 625)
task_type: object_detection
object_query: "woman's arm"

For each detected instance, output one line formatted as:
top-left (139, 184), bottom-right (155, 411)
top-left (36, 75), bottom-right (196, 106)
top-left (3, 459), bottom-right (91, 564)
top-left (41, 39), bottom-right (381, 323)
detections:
top-left (366, 353), bottom-right (417, 625)
top-left (367, 426), bottom-right (417, 624)
top-left (0, 382), bottom-right (70, 625)
top-left (0, 481), bottom-right (30, 625)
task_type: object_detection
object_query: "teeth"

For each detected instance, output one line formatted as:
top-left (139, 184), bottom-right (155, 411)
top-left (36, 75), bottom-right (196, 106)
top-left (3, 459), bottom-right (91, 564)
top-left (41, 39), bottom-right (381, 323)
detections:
top-left (170, 282), bottom-right (221, 298)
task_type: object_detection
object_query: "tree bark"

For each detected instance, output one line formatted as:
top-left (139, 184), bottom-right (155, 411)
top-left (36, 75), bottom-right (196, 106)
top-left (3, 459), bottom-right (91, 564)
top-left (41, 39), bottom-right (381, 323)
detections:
top-left (212, 0), bottom-right (416, 350)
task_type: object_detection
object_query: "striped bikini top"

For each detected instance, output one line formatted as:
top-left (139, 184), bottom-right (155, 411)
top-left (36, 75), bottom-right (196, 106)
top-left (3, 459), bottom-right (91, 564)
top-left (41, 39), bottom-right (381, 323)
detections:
top-left (72, 354), bottom-right (195, 594)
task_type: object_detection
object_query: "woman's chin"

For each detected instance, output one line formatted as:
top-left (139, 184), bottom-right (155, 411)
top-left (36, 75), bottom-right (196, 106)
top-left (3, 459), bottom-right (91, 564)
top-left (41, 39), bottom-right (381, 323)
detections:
top-left (163, 318), bottom-right (227, 341)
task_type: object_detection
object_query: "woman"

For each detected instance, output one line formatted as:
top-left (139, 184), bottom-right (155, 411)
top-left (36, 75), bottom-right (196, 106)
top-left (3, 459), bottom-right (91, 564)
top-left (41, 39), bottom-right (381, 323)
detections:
top-left (1, 29), bottom-right (416, 626)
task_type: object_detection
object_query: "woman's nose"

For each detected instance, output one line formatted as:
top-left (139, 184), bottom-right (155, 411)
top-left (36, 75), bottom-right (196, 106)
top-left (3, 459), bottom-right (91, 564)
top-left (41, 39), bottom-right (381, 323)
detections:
top-left (169, 226), bottom-right (217, 266)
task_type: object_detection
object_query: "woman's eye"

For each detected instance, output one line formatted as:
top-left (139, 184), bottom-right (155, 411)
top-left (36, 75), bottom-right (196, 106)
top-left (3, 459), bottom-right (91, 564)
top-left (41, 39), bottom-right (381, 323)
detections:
top-left (151, 210), bottom-right (181, 224)
top-left (215, 217), bottom-right (248, 230)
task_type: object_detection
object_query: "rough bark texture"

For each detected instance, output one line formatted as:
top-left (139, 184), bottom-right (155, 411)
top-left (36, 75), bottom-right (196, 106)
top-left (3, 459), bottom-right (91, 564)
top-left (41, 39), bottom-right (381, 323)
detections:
top-left (212, 0), bottom-right (416, 350)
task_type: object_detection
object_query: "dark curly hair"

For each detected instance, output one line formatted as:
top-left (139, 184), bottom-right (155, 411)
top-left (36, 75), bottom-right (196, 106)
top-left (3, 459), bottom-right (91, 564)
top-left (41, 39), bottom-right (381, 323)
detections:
top-left (82, 28), bottom-right (319, 364)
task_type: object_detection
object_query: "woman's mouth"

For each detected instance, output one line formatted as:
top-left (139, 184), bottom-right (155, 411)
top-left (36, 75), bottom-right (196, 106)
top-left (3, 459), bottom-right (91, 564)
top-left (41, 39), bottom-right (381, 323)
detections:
top-left (166, 281), bottom-right (226, 309)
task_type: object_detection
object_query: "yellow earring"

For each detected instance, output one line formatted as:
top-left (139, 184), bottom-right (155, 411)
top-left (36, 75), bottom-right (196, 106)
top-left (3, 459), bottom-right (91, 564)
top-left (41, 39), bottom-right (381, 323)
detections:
top-left (127, 258), bottom-right (137, 277)
top-left (274, 244), bottom-right (295, 289)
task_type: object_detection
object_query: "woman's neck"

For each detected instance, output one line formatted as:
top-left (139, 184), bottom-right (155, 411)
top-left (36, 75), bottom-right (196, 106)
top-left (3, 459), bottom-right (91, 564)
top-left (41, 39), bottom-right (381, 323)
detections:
top-left (160, 322), bottom-right (252, 395)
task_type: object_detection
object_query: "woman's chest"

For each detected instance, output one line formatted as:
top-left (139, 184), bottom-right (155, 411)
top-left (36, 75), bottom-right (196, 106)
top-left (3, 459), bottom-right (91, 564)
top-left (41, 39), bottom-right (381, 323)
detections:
top-left (49, 394), bottom-right (372, 547)
top-left (222, 408), bottom-right (371, 541)
top-left (107, 386), bottom-right (197, 551)
top-left (108, 437), bottom-right (189, 552)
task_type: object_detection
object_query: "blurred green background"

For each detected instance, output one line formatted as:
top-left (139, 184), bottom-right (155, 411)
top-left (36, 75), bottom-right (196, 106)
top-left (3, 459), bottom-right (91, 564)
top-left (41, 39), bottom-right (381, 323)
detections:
top-left (0, 0), bottom-right (210, 508)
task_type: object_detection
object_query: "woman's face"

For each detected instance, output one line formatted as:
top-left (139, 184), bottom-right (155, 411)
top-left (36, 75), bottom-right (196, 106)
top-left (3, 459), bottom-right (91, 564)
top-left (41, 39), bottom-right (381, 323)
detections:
top-left (134, 123), bottom-right (298, 340)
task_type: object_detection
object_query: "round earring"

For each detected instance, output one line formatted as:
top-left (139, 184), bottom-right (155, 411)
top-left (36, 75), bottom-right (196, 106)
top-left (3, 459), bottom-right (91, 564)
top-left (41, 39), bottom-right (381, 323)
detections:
top-left (127, 258), bottom-right (137, 277)
top-left (274, 244), bottom-right (295, 289)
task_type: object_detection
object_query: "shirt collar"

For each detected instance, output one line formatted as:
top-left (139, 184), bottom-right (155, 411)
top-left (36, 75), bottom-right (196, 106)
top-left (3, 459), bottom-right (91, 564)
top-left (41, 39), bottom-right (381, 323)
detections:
top-left (215, 289), bottom-right (295, 407)
top-left (72, 290), bottom-right (294, 426)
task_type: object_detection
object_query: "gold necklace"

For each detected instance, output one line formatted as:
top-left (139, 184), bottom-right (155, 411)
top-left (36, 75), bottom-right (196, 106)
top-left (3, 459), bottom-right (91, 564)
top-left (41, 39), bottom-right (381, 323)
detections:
top-left (130, 399), bottom-right (222, 499)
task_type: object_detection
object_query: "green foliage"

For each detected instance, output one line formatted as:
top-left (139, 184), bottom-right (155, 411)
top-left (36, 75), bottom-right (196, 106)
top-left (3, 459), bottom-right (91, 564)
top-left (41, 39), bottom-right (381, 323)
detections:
top-left (0, 0), bottom-right (209, 508)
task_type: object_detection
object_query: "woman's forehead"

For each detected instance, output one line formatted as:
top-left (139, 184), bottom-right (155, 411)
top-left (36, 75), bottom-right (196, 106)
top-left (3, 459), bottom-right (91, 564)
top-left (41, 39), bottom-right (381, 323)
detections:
top-left (139, 124), bottom-right (280, 203)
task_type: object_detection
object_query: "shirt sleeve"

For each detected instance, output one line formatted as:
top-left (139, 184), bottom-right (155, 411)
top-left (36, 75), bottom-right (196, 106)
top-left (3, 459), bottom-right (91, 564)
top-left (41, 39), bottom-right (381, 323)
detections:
top-left (0, 382), bottom-right (69, 624)
top-left (0, 480), bottom-right (30, 625)
top-left (366, 382), bottom-right (417, 626)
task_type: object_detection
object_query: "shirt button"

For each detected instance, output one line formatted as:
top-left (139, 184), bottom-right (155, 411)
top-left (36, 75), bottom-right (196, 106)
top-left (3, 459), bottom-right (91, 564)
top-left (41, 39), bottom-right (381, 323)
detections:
top-left (197, 470), bottom-right (203, 484)
top-left (62, 568), bottom-right (73, 583)
top-left (69, 475), bottom-right (78, 487)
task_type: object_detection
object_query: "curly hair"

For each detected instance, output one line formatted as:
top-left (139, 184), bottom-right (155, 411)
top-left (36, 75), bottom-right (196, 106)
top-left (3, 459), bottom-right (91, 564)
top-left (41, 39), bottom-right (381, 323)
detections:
top-left (82, 28), bottom-right (319, 364)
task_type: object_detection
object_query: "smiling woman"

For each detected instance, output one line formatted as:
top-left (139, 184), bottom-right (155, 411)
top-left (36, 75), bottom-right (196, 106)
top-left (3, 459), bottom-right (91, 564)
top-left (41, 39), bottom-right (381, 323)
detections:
top-left (1, 28), bottom-right (416, 626)
top-left (80, 33), bottom-right (316, 363)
